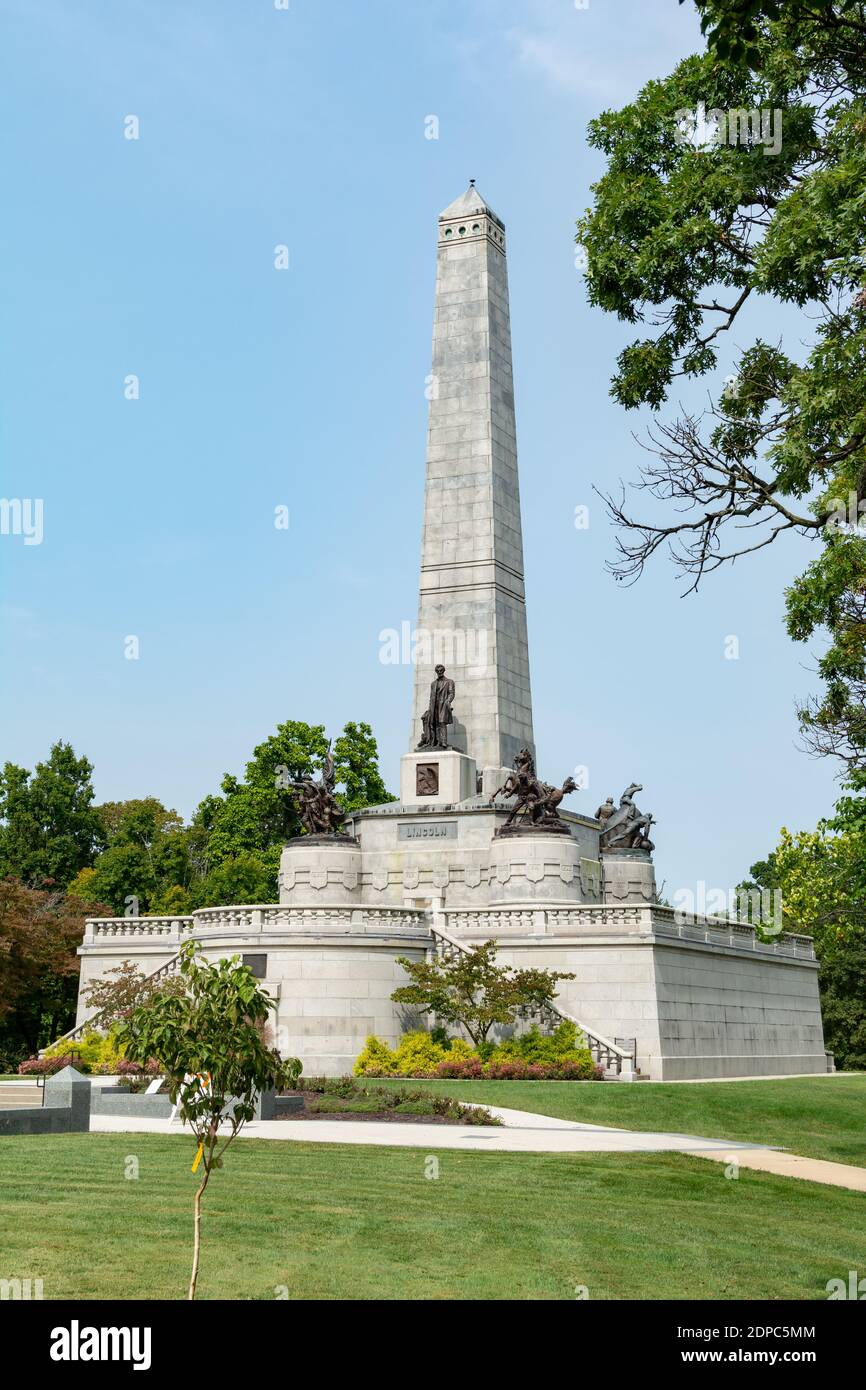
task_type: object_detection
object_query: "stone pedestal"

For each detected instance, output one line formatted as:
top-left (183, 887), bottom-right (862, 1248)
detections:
top-left (44, 1065), bottom-right (91, 1131)
top-left (601, 848), bottom-right (657, 904)
top-left (400, 749), bottom-right (477, 806)
top-left (488, 829), bottom-right (585, 906)
top-left (279, 836), bottom-right (362, 905)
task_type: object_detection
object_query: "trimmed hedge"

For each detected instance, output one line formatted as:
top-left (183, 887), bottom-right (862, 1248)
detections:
top-left (354, 1024), bottom-right (603, 1081)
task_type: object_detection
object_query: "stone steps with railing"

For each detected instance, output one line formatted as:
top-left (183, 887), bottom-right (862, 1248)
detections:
top-left (428, 920), bottom-right (642, 1080)
top-left (40, 952), bottom-right (183, 1056)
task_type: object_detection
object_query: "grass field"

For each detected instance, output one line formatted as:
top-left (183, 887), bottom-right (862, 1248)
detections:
top-left (365, 1074), bottom-right (866, 1166)
top-left (0, 1132), bottom-right (863, 1300)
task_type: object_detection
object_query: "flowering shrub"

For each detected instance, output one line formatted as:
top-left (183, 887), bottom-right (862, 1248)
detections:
top-left (18, 1054), bottom-right (75, 1076)
top-left (436, 1056), bottom-right (485, 1078)
top-left (115, 1058), bottom-right (161, 1077)
top-left (40, 1029), bottom-right (126, 1074)
top-left (436, 1056), bottom-right (602, 1081)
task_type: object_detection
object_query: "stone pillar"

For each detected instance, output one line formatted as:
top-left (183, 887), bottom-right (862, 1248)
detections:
top-left (44, 1065), bottom-right (91, 1132)
top-left (400, 749), bottom-right (477, 806)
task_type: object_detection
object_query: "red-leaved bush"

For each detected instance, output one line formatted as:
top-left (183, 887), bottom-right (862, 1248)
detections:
top-left (115, 1058), bottom-right (161, 1077)
top-left (18, 1054), bottom-right (74, 1076)
top-left (434, 1057), bottom-right (603, 1081)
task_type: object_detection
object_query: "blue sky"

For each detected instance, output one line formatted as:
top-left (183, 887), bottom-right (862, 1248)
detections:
top-left (0, 0), bottom-right (837, 898)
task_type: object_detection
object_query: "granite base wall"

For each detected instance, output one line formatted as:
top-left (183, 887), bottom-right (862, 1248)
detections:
top-left (486, 938), bottom-right (827, 1081)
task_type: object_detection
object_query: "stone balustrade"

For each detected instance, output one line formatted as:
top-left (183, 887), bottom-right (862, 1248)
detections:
top-left (84, 902), bottom-right (431, 942)
top-left (86, 916), bottom-right (194, 941)
top-left (441, 905), bottom-right (650, 935)
top-left (442, 903), bottom-right (816, 959)
top-left (653, 916), bottom-right (816, 959)
top-left (83, 902), bottom-right (815, 961)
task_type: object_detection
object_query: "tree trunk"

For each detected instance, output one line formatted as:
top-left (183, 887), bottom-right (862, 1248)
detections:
top-left (188, 1169), bottom-right (209, 1300)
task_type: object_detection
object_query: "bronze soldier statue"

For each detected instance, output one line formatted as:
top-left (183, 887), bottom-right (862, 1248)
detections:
top-left (290, 743), bottom-right (347, 836)
top-left (493, 749), bottom-right (577, 830)
top-left (595, 796), bottom-right (615, 827)
top-left (599, 783), bottom-right (656, 853)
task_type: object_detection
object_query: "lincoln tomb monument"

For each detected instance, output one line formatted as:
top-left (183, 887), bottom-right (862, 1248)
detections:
top-left (72, 185), bottom-right (829, 1081)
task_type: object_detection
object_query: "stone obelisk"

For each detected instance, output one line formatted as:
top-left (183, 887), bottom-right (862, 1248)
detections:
top-left (406, 184), bottom-right (535, 799)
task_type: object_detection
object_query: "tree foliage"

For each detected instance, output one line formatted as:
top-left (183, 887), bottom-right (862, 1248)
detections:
top-left (186, 719), bottom-right (393, 905)
top-left (0, 742), bottom-right (104, 887)
top-left (742, 795), bottom-right (866, 1066)
top-left (79, 958), bottom-right (186, 1028)
top-left (579, 1), bottom-right (866, 782)
top-left (52, 719), bottom-right (393, 916)
top-left (66, 796), bottom-right (191, 916)
top-left (0, 877), bottom-right (109, 1062)
top-left (118, 941), bottom-right (300, 1299)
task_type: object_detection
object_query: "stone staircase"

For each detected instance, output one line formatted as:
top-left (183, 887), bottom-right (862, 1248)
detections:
top-left (40, 953), bottom-right (183, 1056)
top-left (428, 922), bottom-right (644, 1080)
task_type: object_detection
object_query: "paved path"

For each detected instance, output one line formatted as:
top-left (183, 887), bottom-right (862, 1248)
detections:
top-left (90, 1105), bottom-right (772, 1156)
top-left (695, 1148), bottom-right (866, 1192)
top-left (9, 1080), bottom-right (858, 1190)
top-left (84, 1105), bottom-right (866, 1192)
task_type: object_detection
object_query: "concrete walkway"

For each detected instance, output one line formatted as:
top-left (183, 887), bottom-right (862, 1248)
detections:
top-left (84, 1104), bottom-right (866, 1192)
top-left (90, 1104), bottom-right (771, 1156)
top-left (695, 1148), bottom-right (866, 1192)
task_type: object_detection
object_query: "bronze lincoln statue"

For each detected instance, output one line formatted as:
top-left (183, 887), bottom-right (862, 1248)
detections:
top-left (417, 663), bottom-right (455, 750)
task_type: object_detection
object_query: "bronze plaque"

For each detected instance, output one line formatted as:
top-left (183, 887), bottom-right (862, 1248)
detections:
top-left (416, 763), bottom-right (439, 796)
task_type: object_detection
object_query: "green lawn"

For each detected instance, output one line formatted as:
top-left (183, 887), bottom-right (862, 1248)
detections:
top-left (365, 1074), bottom-right (866, 1166)
top-left (0, 1132), bottom-right (863, 1300)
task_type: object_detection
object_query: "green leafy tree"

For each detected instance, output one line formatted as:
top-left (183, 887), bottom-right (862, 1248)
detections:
top-left (193, 719), bottom-right (394, 895)
top-left (118, 942), bottom-right (301, 1299)
top-left (68, 798), bottom-right (191, 915)
top-left (332, 722), bottom-right (393, 810)
top-left (391, 940), bottom-right (575, 1047)
top-left (195, 721), bottom-right (329, 869)
top-left (742, 795), bottom-right (866, 1066)
top-left (578, 1), bottom-right (866, 783)
top-left (687, 0), bottom-right (865, 68)
top-left (818, 936), bottom-right (866, 1070)
top-left (0, 743), bottom-right (104, 887)
top-left (190, 849), bottom-right (279, 909)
